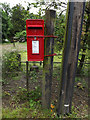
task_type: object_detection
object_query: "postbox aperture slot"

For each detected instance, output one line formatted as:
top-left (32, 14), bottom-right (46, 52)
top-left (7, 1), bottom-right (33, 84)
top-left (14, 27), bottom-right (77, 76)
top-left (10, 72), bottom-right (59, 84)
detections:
top-left (28, 27), bottom-right (42, 29)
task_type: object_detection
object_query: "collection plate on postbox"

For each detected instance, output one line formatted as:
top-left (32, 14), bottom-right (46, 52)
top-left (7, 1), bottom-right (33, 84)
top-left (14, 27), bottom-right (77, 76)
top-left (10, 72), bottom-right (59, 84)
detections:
top-left (26, 19), bottom-right (44, 61)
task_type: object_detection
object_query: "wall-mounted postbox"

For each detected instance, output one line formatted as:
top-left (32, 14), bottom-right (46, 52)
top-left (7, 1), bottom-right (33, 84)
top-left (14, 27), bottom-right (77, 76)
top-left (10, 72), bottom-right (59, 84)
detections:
top-left (26, 19), bottom-right (44, 61)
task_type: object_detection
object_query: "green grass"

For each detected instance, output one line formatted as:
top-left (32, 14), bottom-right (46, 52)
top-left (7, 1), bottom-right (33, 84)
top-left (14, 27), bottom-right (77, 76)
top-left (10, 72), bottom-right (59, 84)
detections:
top-left (2, 107), bottom-right (31, 118)
top-left (2, 86), bottom-right (54, 118)
top-left (20, 51), bottom-right (27, 61)
top-left (3, 101), bottom-right (85, 118)
top-left (2, 105), bottom-right (54, 118)
top-left (12, 75), bottom-right (21, 81)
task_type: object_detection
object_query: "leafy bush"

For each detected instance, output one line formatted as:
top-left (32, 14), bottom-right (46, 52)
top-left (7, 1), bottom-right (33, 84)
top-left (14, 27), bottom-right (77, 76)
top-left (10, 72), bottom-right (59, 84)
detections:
top-left (12, 86), bottom-right (41, 106)
top-left (29, 86), bottom-right (42, 101)
top-left (2, 51), bottom-right (21, 79)
top-left (15, 30), bottom-right (26, 41)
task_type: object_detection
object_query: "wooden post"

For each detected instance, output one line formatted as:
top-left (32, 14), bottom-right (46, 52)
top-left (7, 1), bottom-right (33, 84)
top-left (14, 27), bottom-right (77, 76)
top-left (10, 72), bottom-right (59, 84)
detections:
top-left (64, 2), bottom-right (86, 114)
top-left (56, 2), bottom-right (74, 115)
top-left (26, 61), bottom-right (29, 93)
top-left (42, 10), bottom-right (56, 109)
top-left (57, 1), bottom-right (86, 115)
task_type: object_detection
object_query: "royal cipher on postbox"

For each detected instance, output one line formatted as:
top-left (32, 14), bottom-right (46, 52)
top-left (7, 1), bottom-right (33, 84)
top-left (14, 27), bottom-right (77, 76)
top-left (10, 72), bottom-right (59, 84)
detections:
top-left (26, 19), bottom-right (44, 61)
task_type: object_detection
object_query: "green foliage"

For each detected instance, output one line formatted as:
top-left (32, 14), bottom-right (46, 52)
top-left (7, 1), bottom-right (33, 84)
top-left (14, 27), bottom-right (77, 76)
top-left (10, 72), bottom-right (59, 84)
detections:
top-left (12, 86), bottom-right (42, 104)
top-left (80, 1), bottom-right (90, 49)
top-left (53, 67), bottom-right (60, 81)
top-left (2, 51), bottom-right (20, 79)
top-left (27, 0), bottom-right (67, 15)
top-left (13, 87), bottom-right (28, 102)
top-left (75, 77), bottom-right (81, 82)
top-left (75, 76), bottom-right (88, 89)
top-left (1, 1), bottom-right (67, 45)
top-left (1, 3), bottom-right (11, 15)
top-left (29, 86), bottom-right (42, 101)
top-left (1, 3), bottom-right (30, 42)
top-left (85, 2), bottom-right (90, 48)
top-left (66, 106), bottom-right (77, 118)
top-left (2, 107), bottom-right (30, 118)
top-left (1, 3), bottom-right (13, 41)
top-left (55, 14), bottom-right (65, 52)
top-left (29, 70), bottom-right (38, 82)
top-left (15, 30), bottom-right (26, 40)
top-left (77, 2), bottom-right (90, 73)
top-left (2, 102), bottom-right (52, 118)
top-left (11, 4), bottom-right (28, 33)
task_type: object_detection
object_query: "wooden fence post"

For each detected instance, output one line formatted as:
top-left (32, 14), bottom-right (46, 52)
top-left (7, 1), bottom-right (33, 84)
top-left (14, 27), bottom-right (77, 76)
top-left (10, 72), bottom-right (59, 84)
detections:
top-left (42, 10), bottom-right (56, 109)
top-left (57, 1), bottom-right (86, 115)
top-left (56, 2), bottom-right (74, 115)
top-left (64, 2), bottom-right (86, 114)
top-left (26, 61), bottom-right (29, 93)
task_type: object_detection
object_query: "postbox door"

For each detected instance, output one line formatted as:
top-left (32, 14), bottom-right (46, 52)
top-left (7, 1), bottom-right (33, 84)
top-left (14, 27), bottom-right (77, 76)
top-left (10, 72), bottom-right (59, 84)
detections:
top-left (27, 37), bottom-right (44, 61)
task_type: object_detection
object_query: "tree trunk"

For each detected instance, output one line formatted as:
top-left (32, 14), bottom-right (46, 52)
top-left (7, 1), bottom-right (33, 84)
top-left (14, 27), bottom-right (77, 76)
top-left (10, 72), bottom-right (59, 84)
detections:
top-left (42, 10), bottom-right (56, 109)
top-left (77, 3), bottom-right (90, 74)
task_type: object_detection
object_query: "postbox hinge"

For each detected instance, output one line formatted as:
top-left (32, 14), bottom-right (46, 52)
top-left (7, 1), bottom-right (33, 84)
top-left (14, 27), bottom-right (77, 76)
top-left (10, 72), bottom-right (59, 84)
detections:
top-left (45, 53), bottom-right (57, 57)
top-left (44, 35), bottom-right (58, 38)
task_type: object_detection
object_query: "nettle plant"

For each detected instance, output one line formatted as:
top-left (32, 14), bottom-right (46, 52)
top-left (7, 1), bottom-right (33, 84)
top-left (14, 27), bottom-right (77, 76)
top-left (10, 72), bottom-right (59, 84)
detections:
top-left (2, 51), bottom-right (21, 78)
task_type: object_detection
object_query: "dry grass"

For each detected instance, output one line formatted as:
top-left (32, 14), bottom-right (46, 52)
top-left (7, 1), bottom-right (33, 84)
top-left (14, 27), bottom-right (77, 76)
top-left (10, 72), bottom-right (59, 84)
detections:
top-left (2, 42), bottom-right (27, 53)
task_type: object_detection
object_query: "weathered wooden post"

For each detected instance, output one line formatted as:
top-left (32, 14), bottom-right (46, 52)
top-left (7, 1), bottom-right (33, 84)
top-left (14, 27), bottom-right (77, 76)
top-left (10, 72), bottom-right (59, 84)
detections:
top-left (56, 2), bottom-right (74, 115)
top-left (42, 10), bottom-right (56, 109)
top-left (26, 61), bottom-right (29, 93)
top-left (64, 1), bottom-right (86, 114)
top-left (57, 1), bottom-right (86, 115)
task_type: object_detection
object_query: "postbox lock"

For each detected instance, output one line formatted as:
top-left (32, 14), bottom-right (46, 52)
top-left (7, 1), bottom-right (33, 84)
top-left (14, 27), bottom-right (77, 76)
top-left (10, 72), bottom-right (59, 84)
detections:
top-left (34, 36), bottom-right (36, 40)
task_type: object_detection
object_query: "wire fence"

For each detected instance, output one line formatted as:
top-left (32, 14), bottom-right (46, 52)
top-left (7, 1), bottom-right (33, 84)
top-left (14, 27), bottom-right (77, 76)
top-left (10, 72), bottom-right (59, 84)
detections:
top-left (2, 53), bottom-right (89, 75)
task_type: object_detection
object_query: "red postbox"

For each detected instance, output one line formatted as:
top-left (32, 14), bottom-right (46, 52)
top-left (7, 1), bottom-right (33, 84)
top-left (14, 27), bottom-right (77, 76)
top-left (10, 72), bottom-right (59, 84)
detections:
top-left (26, 19), bottom-right (44, 61)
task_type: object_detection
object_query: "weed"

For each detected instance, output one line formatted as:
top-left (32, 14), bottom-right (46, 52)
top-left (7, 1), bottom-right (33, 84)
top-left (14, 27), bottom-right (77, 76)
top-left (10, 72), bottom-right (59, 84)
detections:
top-left (75, 77), bottom-right (88, 89)
top-left (29, 70), bottom-right (38, 83)
top-left (75, 77), bottom-right (81, 82)
top-left (16, 88), bottom-right (27, 101)
top-left (29, 99), bottom-right (37, 109)
top-left (2, 86), bottom-right (42, 118)
top-left (12, 75), bottom-right (21, 81)
top-left (11, 86), bottom-right (42, 105)
top-left (2, 51), bottom-right (21, 84)
top-left (29, 86), bottom-right (42, 101)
